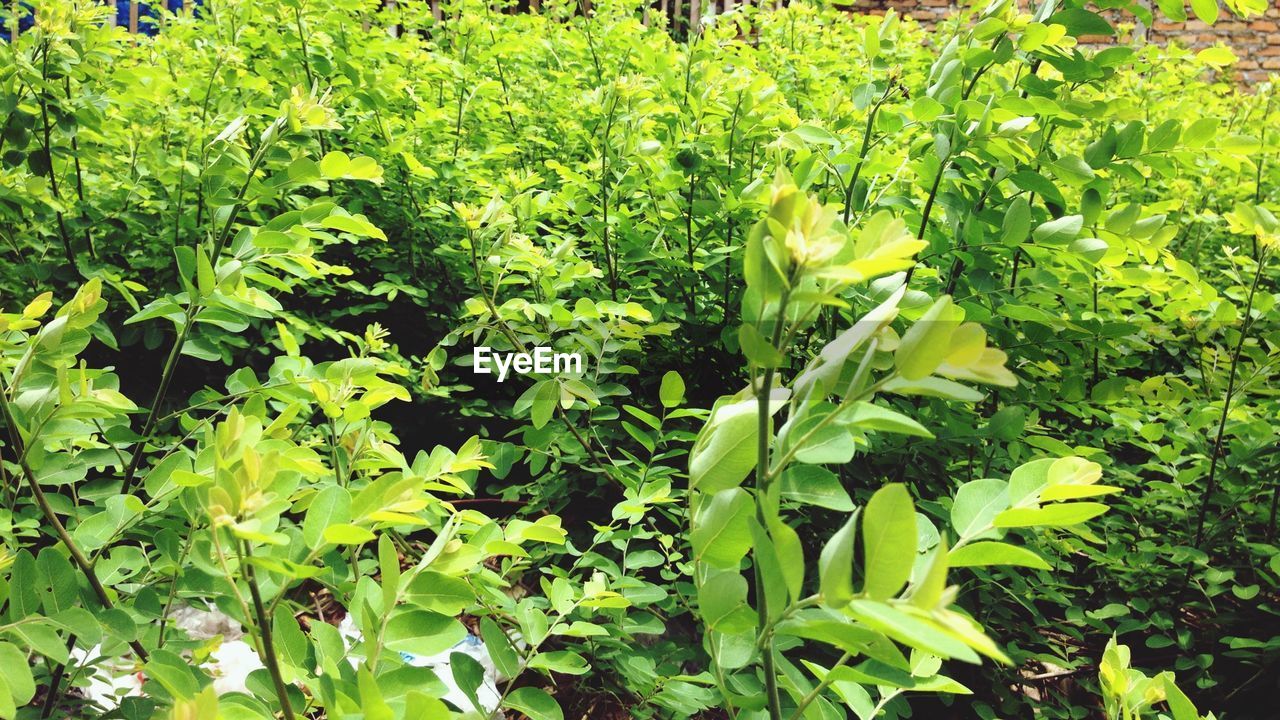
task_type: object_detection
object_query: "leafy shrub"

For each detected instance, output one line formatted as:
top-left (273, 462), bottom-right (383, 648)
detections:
top-left (0, 0), bottom-right (1276, 718)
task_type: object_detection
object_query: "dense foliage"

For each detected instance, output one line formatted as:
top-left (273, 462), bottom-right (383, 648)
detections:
top-left (0, 1), bottom-right (1276, 718)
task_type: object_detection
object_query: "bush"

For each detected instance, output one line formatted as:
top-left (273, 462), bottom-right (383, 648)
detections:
top-left (0, 0), bottom-right (1275, 718)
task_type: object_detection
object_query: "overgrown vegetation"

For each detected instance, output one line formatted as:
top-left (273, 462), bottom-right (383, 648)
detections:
top-left (0, 0), bottom-right (1276, 718)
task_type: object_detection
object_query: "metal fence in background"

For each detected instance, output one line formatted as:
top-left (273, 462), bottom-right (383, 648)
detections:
top-left (5, 1), bottom-right (199, 39)
top-left (5, 0), bottom-right (781, 43)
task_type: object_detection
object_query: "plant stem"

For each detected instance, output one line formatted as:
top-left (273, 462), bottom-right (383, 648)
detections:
top-left (0, 375), bottom-right (149, 661)
top-left (63, 76), bottom-right (95, 260)
top-left (599, 89), bottom-right (621, 300)
top-left (35, 42), bottom-right (76, 268)
top-left (240, 541), bottom-right (297, 720)
top-left (753, 285), bottom-right (790, 720)
top-left (293, 5), bottom-right (315, 89)
top-left (121, 139), bottom-right (273, 494)
top-left (843, 83), bottom-right (892, 225)
top-left (722, 91), bottom-right (744, 325)
top-left (905, 134), bottom-right (952, 284)
top-left (684, 166), bottom-right (698, 317)
top-left (788, 652), bottom-right (851, 720)
top-left (1190, 255), bottom-right (1267, 551)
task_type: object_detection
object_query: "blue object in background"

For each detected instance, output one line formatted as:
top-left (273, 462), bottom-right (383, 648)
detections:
top-left (117, 0), bottom-right (200, 36)
top-left (3, 1), bottom-right (201, 40)
top-left (1, 2), bottom-right (36, 39)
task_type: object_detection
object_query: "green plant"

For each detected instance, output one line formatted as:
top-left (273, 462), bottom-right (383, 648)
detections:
top-left (1, 0), bottom-right (1277, 717)
top-left (686, 175), bottom-right (1119, 719)
top-left (1099, 637), bottom-right (1213, 720)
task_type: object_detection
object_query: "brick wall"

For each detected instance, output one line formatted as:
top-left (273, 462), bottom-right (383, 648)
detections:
top-left (844, 0), bottom-right (1280, 87)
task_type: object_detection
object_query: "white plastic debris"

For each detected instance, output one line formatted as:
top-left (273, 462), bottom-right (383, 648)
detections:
top-left (172, 604), bottom-right (265, 696)
top-left (205, 639), bottom-right (267, 695)
top-left (338, 614), bottom-right (504, 716)
top-left (70, 644), bottom-right (145, 709)
top-left (71, 605), bottom-right (501, 714)
top-left (72, 605), bottom-right (266, 709)
top-left (404, 634), bottom-right (503, 714)
top-left (169, 604), bottom-right (246, 641)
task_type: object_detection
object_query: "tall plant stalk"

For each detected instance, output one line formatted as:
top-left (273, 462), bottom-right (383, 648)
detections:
top-left (63, 77), bottom-right (96, 260)
top-left (239, 540), bottom-right (297, 720)
top-left (1190, 253), bottom-right (1269, 551)
top-left (0, 375), bottom-right (150, 662)
top-left (842, 82), bottom-right (893, 225)
top-left (599, 88), bottom-right (621, 300)
top-left (35, 42), bottom-right (76, 267)
top-left (121, 129), bottom-right (278, 493)
top-left (753, 283), bottom-right (790, 720)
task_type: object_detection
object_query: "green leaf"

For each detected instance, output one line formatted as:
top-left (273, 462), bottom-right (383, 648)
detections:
top-left (451, 651), bottom-right (486, 714)
top-left (288, 157), bottom-right (322, 183)
top-left (911, 538), bottom-right (949, 609)
top-left (379, 534), bottom-right (402, 616)
top-left (1007, 458), bottom-right (1056, 506)
top-left (323, 523), bottom-right (375, 545)
top-left (749, 518), bottom-right (787, 620)
top-left (994, 502), bottom-right (1109, 528)
top-left (383, 610), bottom-right (467, 657)
top-left (529, 650), bottom-right (590, 675)
top-left (845, 600), bottom-right (979, 663)
top-left (505, 687), bottom-right (564, 720)
top-left (986, 406), bottom-right (1025, 441)
top-left (1032, 215), bottom-right (1083, 245)
top-left (791, 414), bottom-right (857, 464)
top-left (884, 376), bottom-right (985, 402)
top-left (0, 643), bottom-right (35, 706)
top-left (358, 667), bottom-right (395, 720)
top-left (1184, 117), bottom-right (1219, 147)
top-left (739, 322), bottom-right (784, 368)
top-left (322, 213), bottom-right (387, 240)
top-left (144, 649), bottom-right (201, 700)
top-left (1163, 673), bottom-right (1201, 720)
top-left (1039, 483), bottom-right (1123, 501)
top-left (948, 541), bottom-right (1051, 570)
top-left (1189, 0), bottom-right (1219, 23)
top-left (895, 296), bottom-right (960, 381)
top-left (1000, 197), bottom-right (1032, 247)
top-left (1069, 237), bottom-right (1109, 264)
top-left (480, 618), bottom-right (520, 679)
top-left (951, 479), bottom-right (1008, 540)
top-left (303, 486), bottom-right (351, 548)
top-left (1048, 8), bottom-right (1115, 36)
top-left (47, 608), bottom-right (102, 646)
top-left (405, 571), bottom-right (474, 615)
top-left (690, 399), bottom-right (765, 493)
top-left (691, 488), bottom-right (755, 568)
top-left (273, 604), bottom-right (310, 672)
top-left (819, 510), bottom-right (860, 608)
top-left (1156, 0), bottom-right (1187, 21)
top-left (770, 519), bottom-right (805, 603)
top-left (7, 623), bottom-right (67, 664)
top-left (844, 401), bottom-right (934, 438)
top-left (196, 246), bottom-right (215, 296)
top-left (0, 675), bottom-right (14, 720)
top-left (861, 484), bottom-right (917, 600)
top-left (782, 465), bottom-right (854, 511)
top-left (697, 569), bottom-right (756, 634)
top-left (320, 150), bottom-right (351, 178)
top-left (530, 380), bottom-right (558, 430)
top-left (659, 371), bottom-right (685, 409)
